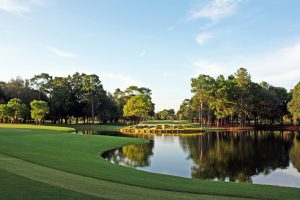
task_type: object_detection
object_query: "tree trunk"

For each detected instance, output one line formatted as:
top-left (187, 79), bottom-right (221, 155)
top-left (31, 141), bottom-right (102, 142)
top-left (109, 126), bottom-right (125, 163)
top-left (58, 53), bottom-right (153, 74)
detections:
top-left (91, 92), bottom-right (95, 125)
top-left (240, 95), bottom-right (243, 127)
top-left (198, 100), bottom-right (203, 127)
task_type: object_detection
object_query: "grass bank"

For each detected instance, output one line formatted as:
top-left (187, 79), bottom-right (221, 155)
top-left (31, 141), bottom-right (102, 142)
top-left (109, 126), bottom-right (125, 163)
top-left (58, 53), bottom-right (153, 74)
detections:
top-left (1, 154), bottom-right (237, 200)
top-left (60, 124), bottom-right (125, 132)
top-left (0, 169), bottom-right (103, 200)
top-left (0, 124), bottom-right (300, 200)
top-left (0, 123), bottom-right (75, 132)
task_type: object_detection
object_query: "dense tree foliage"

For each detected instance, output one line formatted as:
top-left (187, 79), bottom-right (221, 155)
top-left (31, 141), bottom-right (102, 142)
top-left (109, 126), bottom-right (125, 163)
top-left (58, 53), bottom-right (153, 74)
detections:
top-left (0, 68), bottom-right (298, 126)
top-left (0, 73), bottom-right (153, 124)
top-left (0, 98), bottom-right (27, 123)
top-left (0, 104), bottom-right (9, 123)
top-left (30, 100), bottom-right (49, 125)
top-left (179, 68), bottom-right (291, 126)
top-left (288, 82), bottom-right (300, 124)
top-left (113, 86), bottom-right (154, 122)
top-left (123, 94), bottom-right (154, 123)
top-left (156, 109), bottom-right (175, 120)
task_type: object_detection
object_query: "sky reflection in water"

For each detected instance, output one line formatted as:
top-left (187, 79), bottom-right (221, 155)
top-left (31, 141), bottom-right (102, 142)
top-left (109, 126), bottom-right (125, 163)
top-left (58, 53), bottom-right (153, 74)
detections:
top-left (102, 131), bottom-right (300, 188)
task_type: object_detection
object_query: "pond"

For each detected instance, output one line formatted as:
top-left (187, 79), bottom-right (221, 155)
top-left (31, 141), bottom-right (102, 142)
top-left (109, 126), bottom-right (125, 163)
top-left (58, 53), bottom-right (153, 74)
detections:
top-left (102, 130), bottom-right (300, 188)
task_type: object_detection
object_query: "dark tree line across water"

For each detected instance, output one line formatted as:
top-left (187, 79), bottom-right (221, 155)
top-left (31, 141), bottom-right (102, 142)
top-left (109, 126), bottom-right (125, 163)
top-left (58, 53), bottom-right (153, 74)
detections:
top-left (177, 68), bottom-right (300, 126)
top-left (0, 73), bottom-right (154, 124)
top-left (0, 68), bottom-right (300, 126)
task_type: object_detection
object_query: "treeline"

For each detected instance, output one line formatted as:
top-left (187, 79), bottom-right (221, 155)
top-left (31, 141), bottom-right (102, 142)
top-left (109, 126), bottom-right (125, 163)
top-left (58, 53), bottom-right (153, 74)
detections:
top-left (0, 73), bottom-right (154, 124)
top-left (155, 109), bottom-right (175, 120)
top-left (1, 69), bottom-right (299, 126)
top-left (177, 68), bottom-right (300, 126)
top-left (0, 98), bottom-right (49, 124)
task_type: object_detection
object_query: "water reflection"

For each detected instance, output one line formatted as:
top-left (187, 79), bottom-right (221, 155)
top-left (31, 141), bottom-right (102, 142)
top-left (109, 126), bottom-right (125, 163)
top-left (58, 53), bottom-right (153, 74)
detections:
top-left (103, 141), bottom-right (154, 167)
top-left (290, 135), bottom-right (300, 173)
top-left (103, 131), bottom-right (300, 188)
top-left (79, 130), bottom-right (125, 136)
top-left (182, 131), bottom-right (294, 182)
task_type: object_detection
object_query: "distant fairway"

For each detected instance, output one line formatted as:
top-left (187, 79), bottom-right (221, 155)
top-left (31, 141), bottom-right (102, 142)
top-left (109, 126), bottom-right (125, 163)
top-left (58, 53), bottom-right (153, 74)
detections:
top-left (1, 124), bottom-right (300, 200)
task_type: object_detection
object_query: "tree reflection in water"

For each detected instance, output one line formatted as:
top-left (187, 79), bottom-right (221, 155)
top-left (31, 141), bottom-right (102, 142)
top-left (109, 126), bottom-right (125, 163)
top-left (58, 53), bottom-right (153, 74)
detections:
top-left (289, 132), bottom-right (300, 172)
top-left (103, 140), bottom-right (154, 167)
top-left (180, 131), bottom-right (299, 182)
top-left (103, 131), bottom-right (300, 185)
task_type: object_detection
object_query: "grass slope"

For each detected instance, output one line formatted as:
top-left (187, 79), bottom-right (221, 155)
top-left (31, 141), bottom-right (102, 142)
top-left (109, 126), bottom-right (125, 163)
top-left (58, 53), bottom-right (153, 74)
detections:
top-left (0, 123), bottom-right (75, 132)
top-left (0, 169), bottom-right (105, 200)
top-left (0, 154), bottom-right (240, 200)
top-left (0, 124), bottom-right (300, 200)
top-left (61, 124), bottom-right (125, 132)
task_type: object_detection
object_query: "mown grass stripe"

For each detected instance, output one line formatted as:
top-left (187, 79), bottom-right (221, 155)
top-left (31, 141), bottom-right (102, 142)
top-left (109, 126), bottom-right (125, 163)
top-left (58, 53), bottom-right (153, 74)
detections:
top-left (0, 169), bottom-right (108, 200)
top-left (0, 154), bottom-right (247, 200)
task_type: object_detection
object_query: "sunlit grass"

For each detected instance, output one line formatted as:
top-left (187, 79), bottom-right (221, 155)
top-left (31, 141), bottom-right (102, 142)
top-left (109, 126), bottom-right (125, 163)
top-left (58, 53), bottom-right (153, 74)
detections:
top-left (0, 123), bottom-right (75, 132)
top-left (0, 125), bottom-right (299, 200)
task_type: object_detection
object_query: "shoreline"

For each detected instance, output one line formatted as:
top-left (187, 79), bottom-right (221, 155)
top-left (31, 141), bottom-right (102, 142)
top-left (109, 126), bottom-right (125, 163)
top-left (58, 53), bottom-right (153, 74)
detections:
top-left (119, 125), bottom-right (300, 135)
top-left (204, 125), bottom-right (300, 132)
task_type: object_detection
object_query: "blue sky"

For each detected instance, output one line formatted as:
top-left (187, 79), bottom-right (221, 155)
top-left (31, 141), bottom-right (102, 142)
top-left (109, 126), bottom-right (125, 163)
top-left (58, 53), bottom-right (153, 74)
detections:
top-left (1, 0), bottom-right (300, 111)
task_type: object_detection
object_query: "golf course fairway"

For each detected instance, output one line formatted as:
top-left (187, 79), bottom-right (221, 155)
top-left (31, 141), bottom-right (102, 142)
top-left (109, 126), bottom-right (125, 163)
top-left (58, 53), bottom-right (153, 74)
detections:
top-left (1, 124), bottom-right (300, 200)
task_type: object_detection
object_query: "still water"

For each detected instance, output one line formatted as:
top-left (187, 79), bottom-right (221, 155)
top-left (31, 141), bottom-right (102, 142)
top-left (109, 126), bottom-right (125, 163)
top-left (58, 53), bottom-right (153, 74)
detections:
top-left (102, 131), bottom-right (300, 188)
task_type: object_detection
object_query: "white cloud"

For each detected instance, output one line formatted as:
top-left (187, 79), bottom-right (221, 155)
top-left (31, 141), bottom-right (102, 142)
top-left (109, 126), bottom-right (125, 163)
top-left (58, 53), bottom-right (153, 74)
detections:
top-left (29, 0), bottom-right (46, 6)
top-left (192, 41), bottom-right (300, 89)
top-left (0, 0), bottom-right (29, 15)
top-left (193, 60), bottom-right (231, 77)
top-left (34, 70), bottom-right (142, 90)
top-left (259, 70), bottom-right (300, 87)
top-left (190, 0), bottom-right (243, 22)
top-left (100, 72), bottom-right (141, 88)
top-left (0, 0), bottom-right (46, 16)
top-left (199, 23), bottom-right (215, 31)
top-left (162, 71), bottom-right (173, 77)
top-left (139, 51), bottom-right (146, 57)
top-left (196, 32), bottom-right (213, 45)
top-left (44, 46), bottom-right (76, 58)
top-left (249, 42), bottom-right (300, 88)
top-left (167, 26), bottom-right (176, 31)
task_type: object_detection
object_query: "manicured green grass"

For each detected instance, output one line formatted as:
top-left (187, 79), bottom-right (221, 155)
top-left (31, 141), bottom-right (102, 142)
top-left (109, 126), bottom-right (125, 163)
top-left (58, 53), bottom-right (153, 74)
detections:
top-left (61, 124), bottom-right (125, 132)
top-left (1, 154), bottom-right (238, 200)
top-left (0, 169), bottom-right (105, 200)
top-left (142, 120), bottom-right (191, 124)
top-left (0, 123), bottom-right (75, 132)
top-left (0, 124), bottom-right (300, 200)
